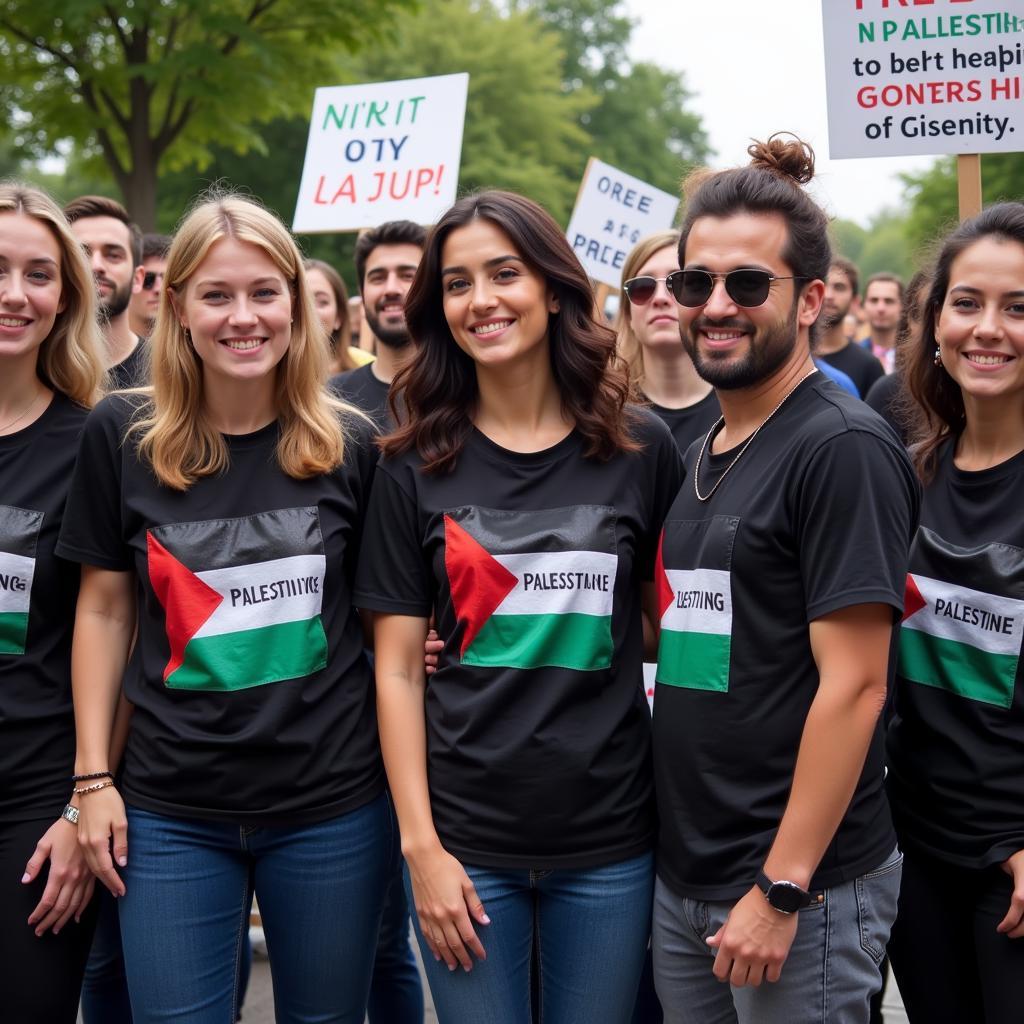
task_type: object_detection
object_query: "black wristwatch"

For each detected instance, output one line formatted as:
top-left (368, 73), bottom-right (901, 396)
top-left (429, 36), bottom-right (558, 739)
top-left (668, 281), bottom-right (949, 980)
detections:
top-left (756, 870), bottom-right (813, 914)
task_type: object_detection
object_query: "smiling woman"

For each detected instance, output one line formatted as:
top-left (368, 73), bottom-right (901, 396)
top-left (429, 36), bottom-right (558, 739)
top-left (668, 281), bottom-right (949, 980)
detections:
top-left (55, 192), bottom-right (392, 1023)
top-left (356, 190), bottom-right (685, 1024)
top-left (0, 182), bottom-right (104, 1024)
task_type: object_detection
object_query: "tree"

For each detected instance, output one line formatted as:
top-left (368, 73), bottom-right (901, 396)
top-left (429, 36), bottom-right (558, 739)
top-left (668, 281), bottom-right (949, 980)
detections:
top-left (0, 0), bottom-right (414, 228)
top-left (902, 154), bottom-right (1024, 253)
top-left (523, 0), bottom-right (710, 196)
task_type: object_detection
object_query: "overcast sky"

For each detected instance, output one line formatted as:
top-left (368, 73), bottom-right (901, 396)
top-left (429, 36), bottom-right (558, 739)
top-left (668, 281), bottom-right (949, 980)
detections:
top-left (624, 0), bottom-right (937, 226)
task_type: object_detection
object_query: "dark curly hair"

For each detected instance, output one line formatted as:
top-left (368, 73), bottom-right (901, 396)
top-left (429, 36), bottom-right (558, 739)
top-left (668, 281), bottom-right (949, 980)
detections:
top-left (381, 190), bottom-right (639, 474)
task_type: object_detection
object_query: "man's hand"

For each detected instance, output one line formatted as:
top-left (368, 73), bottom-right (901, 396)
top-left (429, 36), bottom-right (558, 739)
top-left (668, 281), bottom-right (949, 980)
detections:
top-left (997, 849), bottom-right (1024, 939)
top-left (707, 886), bottom-right (799, 987)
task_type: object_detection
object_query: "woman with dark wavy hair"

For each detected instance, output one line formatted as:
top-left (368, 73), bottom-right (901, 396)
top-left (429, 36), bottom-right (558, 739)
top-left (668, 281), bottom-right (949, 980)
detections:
top-left (355, 190), bottom-right (683, 1023)
top-left (886, 201), bottom-right (1024, 1023)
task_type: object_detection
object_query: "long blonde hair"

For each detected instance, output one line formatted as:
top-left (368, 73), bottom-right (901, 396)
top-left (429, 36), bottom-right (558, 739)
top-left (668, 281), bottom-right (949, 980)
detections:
top-left (614, 231), bottom-right (680, 399)
top-left (132, 194), bottom-right (360, 490)
top-left (0, 182), bottom-right (105, 405)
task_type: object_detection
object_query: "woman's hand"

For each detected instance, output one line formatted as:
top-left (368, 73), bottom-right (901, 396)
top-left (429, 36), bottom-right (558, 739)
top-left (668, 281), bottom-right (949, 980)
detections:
top-left (77, 785), bottom-right (128, 898)
top-left (997, 849), bottom-right (1024, 938)
top-left (424, 628), bottom-right (443, 676)
top-left (406, 842), bottom-right (489, 971)
top-left (22, 816), bottom-right (96, 936)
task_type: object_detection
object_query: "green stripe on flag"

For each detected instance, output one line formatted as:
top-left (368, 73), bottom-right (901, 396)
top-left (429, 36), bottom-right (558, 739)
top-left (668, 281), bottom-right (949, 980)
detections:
top-left (898, 628), bottom-right (1018, 709)
top-left (167, 617), bottom-right (328, 692)
top-left (656, 629), bottom-right (731, 692)
top-left (0, 611), bottom-right (28, 655)
top-left (463, 612), bottom-right (611, 671)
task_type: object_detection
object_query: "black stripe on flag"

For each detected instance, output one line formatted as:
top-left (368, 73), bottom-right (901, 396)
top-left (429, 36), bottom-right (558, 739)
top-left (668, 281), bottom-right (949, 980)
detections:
top-left (0, 505), bottom-right (43, 559)
top-left (444, 505), bottom-right (616, 556)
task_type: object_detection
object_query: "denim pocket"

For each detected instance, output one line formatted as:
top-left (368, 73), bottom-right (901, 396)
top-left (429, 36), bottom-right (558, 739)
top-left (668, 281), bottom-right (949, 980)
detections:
top-left (855, 847), bottom-right (903, 965)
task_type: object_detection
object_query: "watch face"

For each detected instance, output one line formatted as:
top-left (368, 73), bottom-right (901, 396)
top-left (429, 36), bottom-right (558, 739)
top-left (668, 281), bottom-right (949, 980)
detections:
top-left (768, 882), bottom-right (807, 914)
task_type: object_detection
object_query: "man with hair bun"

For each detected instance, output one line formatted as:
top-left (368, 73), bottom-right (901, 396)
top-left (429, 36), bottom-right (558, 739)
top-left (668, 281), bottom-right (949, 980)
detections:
top-left (650, 135), bottom-right (919, 1022)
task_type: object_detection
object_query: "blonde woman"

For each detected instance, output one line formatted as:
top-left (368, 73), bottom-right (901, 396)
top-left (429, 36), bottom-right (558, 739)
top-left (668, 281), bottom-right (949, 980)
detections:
top-left (57, 194), bottom-right (391, 1023)
top-left (0, 182), bottom-right (105, 1023)
top-left (617, 231), bottom-right (719, 456)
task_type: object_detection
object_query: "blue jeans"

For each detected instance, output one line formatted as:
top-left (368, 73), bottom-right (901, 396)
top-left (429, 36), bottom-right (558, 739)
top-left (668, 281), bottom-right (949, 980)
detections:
top-left (408, 851), bottom-right (654, 1024)
top-left (369, 860), bottom-right (424, 1023)
top-left (652, 848), bottom-right (902, 1024)
top-left (119, 793), bottom-right (394, 1024)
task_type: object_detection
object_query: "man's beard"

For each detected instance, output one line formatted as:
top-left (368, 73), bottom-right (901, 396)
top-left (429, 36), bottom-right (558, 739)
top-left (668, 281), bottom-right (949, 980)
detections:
top-left (365, 306), bottom-right (411, 350)
top-left (99, 278), bottom-right (133, 320)
top-left (682, 303), bottom-right (799, 391)
top-left (821, 301), bottom-right (851, 331)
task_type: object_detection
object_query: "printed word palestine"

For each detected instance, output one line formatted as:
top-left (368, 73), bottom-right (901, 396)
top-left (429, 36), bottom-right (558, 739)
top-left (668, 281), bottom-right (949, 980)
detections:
top-left (675, 589), bottom-right (726, 612)
top-left (229, 576), bottom-right (322, 607)
top-left (521, 572), bottom-right (610, 593)
top-left (933, 598), bottom-right (1015, 636)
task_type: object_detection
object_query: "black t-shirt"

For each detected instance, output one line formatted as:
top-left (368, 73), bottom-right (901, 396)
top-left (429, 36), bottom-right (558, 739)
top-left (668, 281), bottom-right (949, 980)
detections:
top-left (654, 376), bottom-right (919, 900)
top-left (354, 411), bottom-right (684, 869)
top-left (642, 390), bottom-right (722, 458)
top-left (865, 372), bottom-right (911, 447)
top-left (331, 364), bottom-right (391, 431)
top-left (819, 341), bottom-right (885, 400)
top-left (108, 338), bottom-right (147, 391)
top-left (887, 441), bottom-right (1024, 869)
top-left (56, 395), bottom-right (384, 825)
top-left (0, 393), bottom-right (88, 823)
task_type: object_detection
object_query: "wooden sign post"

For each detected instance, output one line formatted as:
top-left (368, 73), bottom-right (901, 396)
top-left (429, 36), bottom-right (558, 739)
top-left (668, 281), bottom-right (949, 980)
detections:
top-left (957, 154), bottom-right (984, 221)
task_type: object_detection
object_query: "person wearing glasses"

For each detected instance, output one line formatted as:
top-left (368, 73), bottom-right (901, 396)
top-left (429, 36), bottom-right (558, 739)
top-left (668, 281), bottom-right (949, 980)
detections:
top-left (619, 232), bottom-right (721, 458)
top-left (355, 190), bottom-right (683, 1023)
top-left (649, 137), bottom-right (919, 1023)
top-left (127, 233), bottom-right (171, 344)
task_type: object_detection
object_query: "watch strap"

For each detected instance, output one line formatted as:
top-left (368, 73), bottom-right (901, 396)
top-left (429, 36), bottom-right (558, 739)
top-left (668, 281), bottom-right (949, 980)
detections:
top-left (60, 804), bottom-right (80, 826)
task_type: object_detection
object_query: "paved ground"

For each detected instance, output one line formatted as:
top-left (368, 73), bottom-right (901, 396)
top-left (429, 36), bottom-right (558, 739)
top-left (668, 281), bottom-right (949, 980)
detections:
top-left (237, 931), bottom-right (909, 1024)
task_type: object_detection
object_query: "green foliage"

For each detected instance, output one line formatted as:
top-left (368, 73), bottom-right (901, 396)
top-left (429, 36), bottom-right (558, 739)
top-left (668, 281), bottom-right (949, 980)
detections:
top-left (0, 0), bottom-right (414, 226)
top-left (902, 155), bottom-right (1024, 255)
top-left (831, 211), bottom-right (916, 284)
top-left (340, 0), bottom-right (593, 224)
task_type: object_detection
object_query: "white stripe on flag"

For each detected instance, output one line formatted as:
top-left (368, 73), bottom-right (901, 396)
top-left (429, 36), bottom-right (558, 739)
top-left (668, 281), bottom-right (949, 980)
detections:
top-left (194, 554), bottom-right (326, 637)
top-left (904, 574), bottom-right (1024, 656)
top-left (492, 551), bottom-right (617, 616)
top-left (0, 551), bottom-right (34, 614)
top-left (660, 568), bottom-right (731, 635)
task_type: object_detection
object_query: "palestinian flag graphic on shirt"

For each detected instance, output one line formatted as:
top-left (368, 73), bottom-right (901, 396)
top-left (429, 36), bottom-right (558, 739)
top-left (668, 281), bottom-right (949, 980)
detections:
top-left (654, 517), bottom-right (737, 693)
top-left (443, 505), bottom-right (617, 671)
top-left (899, 527), bottom-right (1024, 709)
top-left (0, 505), bottom-right (42, 656)
top-left (147, 507), bottom-right (328, 692)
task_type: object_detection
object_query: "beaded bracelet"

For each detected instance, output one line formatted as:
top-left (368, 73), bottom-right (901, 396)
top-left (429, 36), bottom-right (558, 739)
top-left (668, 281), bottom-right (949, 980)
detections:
top-left (71, 771), bottom-right (113, 783)
top-left (72, 779), bottom-right (115, 796)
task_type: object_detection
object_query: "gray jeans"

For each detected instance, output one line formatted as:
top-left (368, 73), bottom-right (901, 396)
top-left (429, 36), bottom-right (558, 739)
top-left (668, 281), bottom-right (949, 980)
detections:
top-left (652, 848), bottom-right (902, 1024)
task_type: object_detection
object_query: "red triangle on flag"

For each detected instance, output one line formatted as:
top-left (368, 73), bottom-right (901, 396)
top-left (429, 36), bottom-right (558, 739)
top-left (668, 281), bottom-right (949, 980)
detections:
top-left (902, 573), bottom-right (927, 622)
top-left (655, 531), bottom-right (674, 622)
top-left (444, 515), bottom-right (518, 657)
top-left (147, 531), bottom-right (223, 681)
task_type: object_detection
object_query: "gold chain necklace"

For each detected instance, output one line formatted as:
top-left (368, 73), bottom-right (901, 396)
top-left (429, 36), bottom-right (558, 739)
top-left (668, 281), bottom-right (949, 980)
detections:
top-left (693, 369), bottom-right (818, 502)
top-left (0, 389), bottom-right (44, 435)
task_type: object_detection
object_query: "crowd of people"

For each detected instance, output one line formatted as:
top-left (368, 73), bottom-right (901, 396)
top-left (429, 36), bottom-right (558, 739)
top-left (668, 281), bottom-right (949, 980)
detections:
top-left (0, 132), bottom-right (1021, 1024)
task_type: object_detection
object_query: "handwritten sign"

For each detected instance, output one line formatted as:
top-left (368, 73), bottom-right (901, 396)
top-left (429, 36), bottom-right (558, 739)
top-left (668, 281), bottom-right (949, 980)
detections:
top-left (566, 159), bottom-right (680, 289)
top-left (822, 0), bottom-right (1024, 158)
top-left (293, 73), bottom-right (469, 232)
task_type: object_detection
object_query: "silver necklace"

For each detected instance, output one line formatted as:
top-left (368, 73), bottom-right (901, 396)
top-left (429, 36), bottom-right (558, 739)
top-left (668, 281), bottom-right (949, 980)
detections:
top-left (0, 389), bottom-right (44, 435)
top-left (693, 369), bottom-right (818, 502)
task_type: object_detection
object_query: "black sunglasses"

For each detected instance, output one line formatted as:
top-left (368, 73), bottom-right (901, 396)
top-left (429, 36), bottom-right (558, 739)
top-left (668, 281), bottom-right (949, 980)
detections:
top-left (622, 276), bottom-right (674, 306)
top-left (142, 271), bottom-right (164, 291)
top-left (661, 269), bottom-right (806, 308)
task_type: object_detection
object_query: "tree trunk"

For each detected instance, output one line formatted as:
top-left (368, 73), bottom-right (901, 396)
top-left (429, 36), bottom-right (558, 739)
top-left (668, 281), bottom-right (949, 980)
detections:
top-left (119, 156), bottom-right (159, 232)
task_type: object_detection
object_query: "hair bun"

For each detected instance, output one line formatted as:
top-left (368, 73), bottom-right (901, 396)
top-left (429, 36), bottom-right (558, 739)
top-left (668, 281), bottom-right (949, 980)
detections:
top-left (746, 134), bottom-right (815, 185)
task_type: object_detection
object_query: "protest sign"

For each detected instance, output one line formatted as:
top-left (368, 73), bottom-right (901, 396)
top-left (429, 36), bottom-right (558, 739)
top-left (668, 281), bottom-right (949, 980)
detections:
top-left (293, 73), bottom-right (469, 233)
top-left (822, 1), bottom-right (1023, 160)
top-left (566, 159), bottom-right (680, 290)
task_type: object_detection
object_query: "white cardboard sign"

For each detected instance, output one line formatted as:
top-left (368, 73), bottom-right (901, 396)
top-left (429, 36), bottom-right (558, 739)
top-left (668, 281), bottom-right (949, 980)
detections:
top-left (566, 158), bottom-right (680, 289)
top-left (822, 1), bottom-right (1023, 159)
top-left (293, 73), bottom-right (469, 233)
